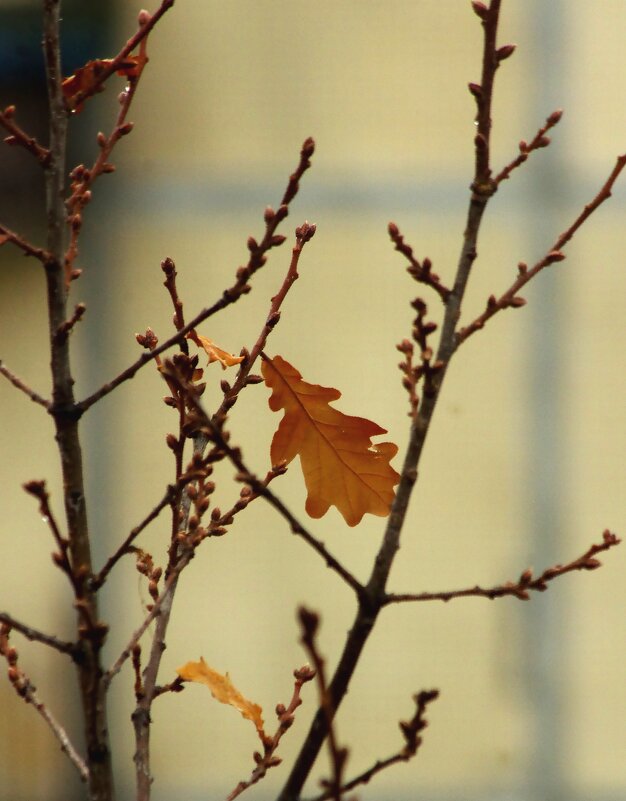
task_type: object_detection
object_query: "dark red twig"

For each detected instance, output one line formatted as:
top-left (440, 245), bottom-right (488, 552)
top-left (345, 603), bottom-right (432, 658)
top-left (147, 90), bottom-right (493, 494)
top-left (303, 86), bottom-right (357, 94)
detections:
top-left (22, 480), bottom-right (79, 592)
top-left (0, 361), bottom-right (50, 408)
top-left (64, 17), bottom-right (154, 286)
top-left (457, 153), bottom-right (626, 344)
top-left (385, 530), bottom-right (621, 604)
top-left (0, 106), bottom-right (51, 165)
top-left (225, 665), bottom-right (316, 801)
top-left (0, 222), bottom-right (51, 263)
top-left (494, 109), bottom-right (563, 186)
top-left (299, 608), bottom-right (347, 801)
top-left (388, 223), bottom-right (451, 303)
top-left (306, 689), bottom-right (439, 801)
top-left (65, 1), bottom-right (175, 114)
top-left (77, 138), bottom-right (315, 415)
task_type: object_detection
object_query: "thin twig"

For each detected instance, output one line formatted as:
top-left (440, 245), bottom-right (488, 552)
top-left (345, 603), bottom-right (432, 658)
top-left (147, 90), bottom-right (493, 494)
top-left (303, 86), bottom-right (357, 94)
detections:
top-left (306, 689), bottom-right (439, 801)
top-left (160, 362), bottom-right (365, 597)
top-left (0, 105), bottom-right (51, 165)
top-left (0, 361), bottom-right (50, 408)
top-left (299, 608), bottom-right (347, 801)
top-left (77, 139), bottom-right (315, 415)
top-left (0, 221), bottom-right (51, 263)
top-left (494, 109), bottom-right (563, 186)
top-left (457, 152), bottom-right (626, 344)
top-left (64, 17), bottom-right (153, 284)
top-left (0, 613), bottom-right (76, 657)
top-left (225, 665), bottom-right (316, 801)
top-left (22, 480), bottom-right (79, 591)
top-left (0, 624), bottom-right (88, 780)
top-left (65, 0), bottom-right (176, 113)
top-left (93, 483), bottom-right (177, 589)
top-left (385, 530), bottom-right (621, 604)
top-left (387, 223), bottom-right (451, 303)
top-left (103, 549), bottom-right (193, 689)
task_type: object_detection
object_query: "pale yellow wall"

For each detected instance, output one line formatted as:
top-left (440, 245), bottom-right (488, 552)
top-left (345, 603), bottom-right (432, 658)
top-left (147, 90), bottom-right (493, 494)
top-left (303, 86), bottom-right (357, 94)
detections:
top-left (0, 2), bottom-right (625, 800)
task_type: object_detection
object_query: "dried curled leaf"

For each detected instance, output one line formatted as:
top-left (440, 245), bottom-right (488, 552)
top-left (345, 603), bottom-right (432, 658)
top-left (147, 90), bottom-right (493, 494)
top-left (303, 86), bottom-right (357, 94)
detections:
top-left (62, 56), bottom-right (145, 112)
top-left (262, 355), bottom-right (399, 526)
top-left (177, 657), bottom-right (265, 736)
top-left (189, 332), bottom-right (244, 369)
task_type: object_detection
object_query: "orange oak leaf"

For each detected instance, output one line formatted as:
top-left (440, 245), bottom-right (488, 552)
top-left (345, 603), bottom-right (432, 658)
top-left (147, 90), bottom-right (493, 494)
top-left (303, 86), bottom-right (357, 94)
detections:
top-left (62, 56), bottom-right (145, 112)
top-left (188, 331), bottom-right (245, 369)
top-left (176, 657), bottom-right (265, 737)
top-left (261, 355), bottom-right (399, 526)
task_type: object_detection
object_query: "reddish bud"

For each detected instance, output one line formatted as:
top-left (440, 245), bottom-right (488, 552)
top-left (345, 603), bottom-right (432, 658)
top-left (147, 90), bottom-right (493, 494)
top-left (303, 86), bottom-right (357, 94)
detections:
top-left (97, 131), bottom-right (107, 148)
top-left (509, 296), bottom-right (526, 308)
top-left (547, 250), bottom-right (566, 263)
top-left (537, 136), bottom-right (551, 148)
top-left (496, 44), bottom-right (516, 61)
top-left (468, 82), bottom-right (482, 99)
top-left (3, 135), bottom-right (17, 146)
top-left (3, 105), bottom-right (16, 118)
top-left (547, 109), bottom-right (563, 125)
top-left (247, 236), bottom-right (258, 252)
top-left (264, 205), bottom-right (275, 223)
top-left (118, 122), bottom-right (134, 136)
top-left (471, 1), bottom-right (489, 19)
top-left (138, 9), bottom-right (151, 25)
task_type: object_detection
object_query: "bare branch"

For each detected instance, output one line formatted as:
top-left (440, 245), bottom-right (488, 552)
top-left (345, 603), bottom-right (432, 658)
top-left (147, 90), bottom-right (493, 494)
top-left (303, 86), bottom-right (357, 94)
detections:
top-left (77, 138), bottom-right (315, 414)
top-left (494, 108), bottom-right (563, 186)
top-left (0, 222), bottom-right (50, 263)
top-left (299, 608), bottom-right (348, 801)
top-left (225, 664), bottom-right (316, 801)
top-left (0, 105), bottom-right (51, 165)
top-left (0, 613), bottom-right (76, 657)
top-left (385, 530), bottom-right (621, 604)
top-left (93, 483), bottom-right (177, 589)
top-left (306, 689), bottom-right (439, 801)
top-left (64, 1), bottom-right (176, 114)
top-left (0, 361), bottom-right (50, 408)
top-left (0, 624), bottom-right (87, 780)
top-left (457, 153), bottom-right (626, 344)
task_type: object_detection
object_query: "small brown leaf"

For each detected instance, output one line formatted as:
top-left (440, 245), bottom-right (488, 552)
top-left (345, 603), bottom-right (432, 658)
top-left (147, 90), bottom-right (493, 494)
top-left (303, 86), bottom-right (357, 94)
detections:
top-left (177, 657), bottom-right (265, 736)
top-left (188, 332), bottom-right (244, 370)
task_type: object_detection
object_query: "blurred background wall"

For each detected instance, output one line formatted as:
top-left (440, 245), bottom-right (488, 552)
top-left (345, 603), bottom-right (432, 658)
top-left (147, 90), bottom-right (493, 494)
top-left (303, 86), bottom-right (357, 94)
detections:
top-left (0, 2), bottom-right (624, 800)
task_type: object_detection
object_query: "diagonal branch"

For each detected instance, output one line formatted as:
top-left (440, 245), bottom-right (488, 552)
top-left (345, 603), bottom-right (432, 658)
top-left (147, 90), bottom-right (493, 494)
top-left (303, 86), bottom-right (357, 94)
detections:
top-left (0, 624), bottom-right (87, 780)
top-left (0, 105), bottom-right (51, 165)
top-left (77, 138), bottom-right (315, 415)
top-left (305, 689), bottom-right (439, 801)
top-left (160, 362), bottom-right (365, 598)
top-left (0, 361), bottom-right (50, 408)
top-left (0, 613), bottom-right (76, 657)
top-left (457, 152), bottom-right (626, 344)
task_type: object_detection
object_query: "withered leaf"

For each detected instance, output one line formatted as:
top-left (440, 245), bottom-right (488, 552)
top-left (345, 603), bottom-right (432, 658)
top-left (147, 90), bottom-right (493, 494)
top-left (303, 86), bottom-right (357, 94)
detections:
top-left (62, 56), bottom-right (145, 112)
top-left (262, 355), bottom-right (399, 526)
top-left (188, 332), bottom-right (244, 370)
top-left (176, 657), bottom-right (265, 736)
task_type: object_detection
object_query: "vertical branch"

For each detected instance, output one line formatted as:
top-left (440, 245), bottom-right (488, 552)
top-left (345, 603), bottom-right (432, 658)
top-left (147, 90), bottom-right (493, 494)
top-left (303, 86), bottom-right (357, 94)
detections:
top-left (42, 2), bottom-right (114, 799)
top-left (277, 4), bottom-right (507, 799)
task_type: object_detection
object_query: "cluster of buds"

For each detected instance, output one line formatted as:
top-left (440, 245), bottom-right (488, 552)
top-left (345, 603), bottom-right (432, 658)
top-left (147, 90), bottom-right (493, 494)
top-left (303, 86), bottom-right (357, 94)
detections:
top-left (133, 548), bottom-right (162, 604)
top-left (397, 298), bottom-right (444, 417)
